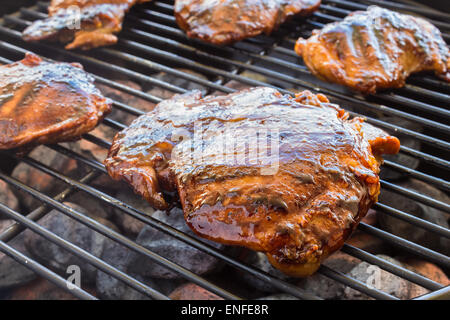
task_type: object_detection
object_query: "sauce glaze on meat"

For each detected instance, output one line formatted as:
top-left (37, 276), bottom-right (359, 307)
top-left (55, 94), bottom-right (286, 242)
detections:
top-left (104, 87), bottom-right (400, 276)
top-left (175, 0), bottom-right (321, 45)
top-left (0, 52), bottom-right (111, 151)
top-left (295, 6), bottom-right (450, 93)
top-left (22, 0), bottom-right (150, 50)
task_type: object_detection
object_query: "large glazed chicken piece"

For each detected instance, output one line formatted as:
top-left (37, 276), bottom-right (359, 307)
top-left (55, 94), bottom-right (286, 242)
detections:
top-left (22, 0), bottom-right (150, 50)
top-left (174, 0), bottom-right (321, 45)
top-left (295, 6), bottom-right (450, 93)
top-left (104, 87), bottom-right (400, 276)
top-left (0, 52), bottom-right (111, 151)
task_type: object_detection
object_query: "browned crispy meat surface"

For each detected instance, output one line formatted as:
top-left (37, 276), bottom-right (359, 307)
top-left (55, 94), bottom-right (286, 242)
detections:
top-left (174, 0), bottom-right (321, 45)
top-left (22, 0), bottom-right (150, 50)
top-left (295, 6), bottom-right (450, 94)
top-left (104, 87), bottom-right (400, 276)
top-left (0, 52), bottom-right (111, 151)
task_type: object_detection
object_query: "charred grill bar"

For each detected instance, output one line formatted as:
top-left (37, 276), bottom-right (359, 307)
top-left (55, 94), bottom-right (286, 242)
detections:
top-left (0, 0), bottom-right (448, 300)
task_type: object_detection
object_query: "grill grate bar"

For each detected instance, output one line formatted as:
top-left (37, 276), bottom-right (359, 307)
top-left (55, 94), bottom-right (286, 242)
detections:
top-left (13, 151), bottom-right (325, 300)
top-left (397, 146), bottom-right (449, 171)
top-left (0, 171), bottom-right (100, 243)
top-left (136, 6), bottom-right (450, 104)
top-left (93, 75), bottom-right (162, 104)
top-left (1, 21), bottom-right (449, 159)
top-left (0, 0), bottom-right (447, 300)
top-left (13, 8), bottom-right (450, 137)
top-left (359, 223), bottom-right (450, 269)
top-left (0, 169), bottom-right (242, 300)
top-left (99, 115), bottom-right (450, 215)
top-left (4, 40), bottom-right (446, 259)
top-left (323, 0), bottom-right (450, 31)
top-left (0, 197), bottom-right (169, 300)
top-left (1, 19), bottom-right (447, 240)
top-left (52, 140), bottom-right (450, 247)
top-left (341, 244), bottom-right (443, 291)
top-left (373, 203), bottom-right (450, 239)
top-left (413, 286), bottom-right (450, 300)
top-left (121, 24), bottom-right (450, 131)
top-left (380, 181), bottom-right (450, 214)
top-left (33, 142), bottom-right (449, 295)
top-left (382, 160), bottom-right (450, 192)
top-left (0, 236), bottom-right (97, 300)
top-left (352, 0), bottom-right (450, 21)
top-left (318, 265), bottom-right (398, 300)
top-left (10, 149), bottom-right (416, 300)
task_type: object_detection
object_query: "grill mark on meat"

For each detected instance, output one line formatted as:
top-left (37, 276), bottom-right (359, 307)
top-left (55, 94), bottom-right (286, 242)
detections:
top-left (295, 6), bottom-right (450, 93)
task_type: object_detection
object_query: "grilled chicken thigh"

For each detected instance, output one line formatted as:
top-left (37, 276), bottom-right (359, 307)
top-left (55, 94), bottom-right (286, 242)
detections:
top-left (22, 0), bottom-right (150, 50)
top-left (295, 6), bottom-right (450, 93)
top-left (104, 87), bottom-right (399, 276)
top-left (0, 52), bottom-right (111, 151)
top-left (175, 0), bottom-right (321, 45)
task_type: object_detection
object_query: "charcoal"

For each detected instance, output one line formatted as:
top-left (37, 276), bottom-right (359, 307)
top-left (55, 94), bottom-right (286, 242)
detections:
top-left (169, 282), bottom-right (222, 300)
top-left (111, 188), bottom-right (155, 237)
top-left (343, 255), bottom-right (410, 300)
top-left (24, 202), bottom-right (118, 284)
top-left (66, 192), bottom-right (113, 220)
top-left (128, 208), bottom-right (224, 279)
top-left (297, 251), bottom-right (360, 300)
top-left (11, 144), bottom-right (87, 210)
top-left (152, 278), bottom-right (186, 296)
top-left (8, 277), bottom-right (87, 300)
top-left (96, 240), bottom-right (160, 300)
top-left (0, 219), bottom-right (14, 233)
top-left (146, 69), bottom-right (209, 100)
top-left (236, 251), bottom-right (292, 293)
top-left (400, 257), bottom-right (449, 286)
top-left (0, 180), bottom-right (19, 219)
top-left (346, 209), bottom-right (387, 254)
top-left (257, 294), bottom-right (299, 300)
top-left (76, 125), bottom-right (115, 162)
top-left (347, 231), bottom-right (386, 254)
top-left (96, 80), bottom-right (155, 124)
top-left (399, 257), bottom-right (449, 298)
top-left (211, 80), bottom-right (253, 97)
top-left (378, 178), bottom-right (450, 255)
top-left (0, 223), bottom-right (37, 290)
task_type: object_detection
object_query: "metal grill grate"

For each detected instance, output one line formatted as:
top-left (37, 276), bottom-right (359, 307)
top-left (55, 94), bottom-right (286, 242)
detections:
top-left (0, 0), bottom-right (448, 300)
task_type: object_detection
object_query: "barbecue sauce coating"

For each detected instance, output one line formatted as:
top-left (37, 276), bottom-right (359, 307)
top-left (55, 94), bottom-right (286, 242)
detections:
top-left (22, 0), bottom-right (150, 50)
top-left (104, 87), bottom-right (400, 276)
top-left (174, 0), bottom-right (321, 45)
top-left (295, 6), bottom-right (450, 94)
top-left (0, 52), bottom-right (111, 151)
